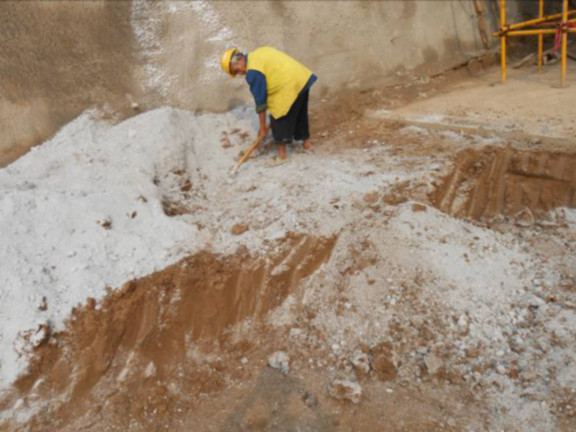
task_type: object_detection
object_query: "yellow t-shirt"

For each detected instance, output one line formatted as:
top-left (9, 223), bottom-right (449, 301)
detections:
top-left (247, 47), bottom-right (314, 119)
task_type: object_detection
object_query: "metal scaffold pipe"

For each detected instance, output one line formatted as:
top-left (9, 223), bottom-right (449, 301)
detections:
top-left (562, 0), bottom-right (569, 87)
top-left (538, 0), bottom-right (544, 72)
top-left (507, 29), bottom-right (576, 36)
top-left (501, 0), bottom-right (507, 83)
top-left (498, 10), bottom-right (576, 34)
top-left (495, 0), bottom-right (573, 87)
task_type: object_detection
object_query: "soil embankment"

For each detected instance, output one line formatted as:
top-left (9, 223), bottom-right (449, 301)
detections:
top-left (9, 236), bottom-right (335, 431)
top-left (434, 147), bottom-right (576, 221)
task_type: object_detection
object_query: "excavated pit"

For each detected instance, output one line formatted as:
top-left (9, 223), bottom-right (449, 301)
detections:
top-left (5, 234), bottom-right (336, 431)
top-left (432, 146), bottom-right (576, 222)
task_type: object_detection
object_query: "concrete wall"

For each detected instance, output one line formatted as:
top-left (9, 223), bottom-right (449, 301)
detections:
top-left (139, 0), bottom-right (492, 111)
top-left (1, 0), bottom-right (494, 167)
top-left (0, 1), bottom-right (141, 166)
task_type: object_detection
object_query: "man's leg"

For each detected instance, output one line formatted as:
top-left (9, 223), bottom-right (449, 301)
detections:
top-left (270, 116), bottom-right (292, 159)
top-left (294, 90), bottom-right (312, 151)
top-left (270, 99), bottom-right (301, 159)
top-left (278, 143), bottom-right (288, 159)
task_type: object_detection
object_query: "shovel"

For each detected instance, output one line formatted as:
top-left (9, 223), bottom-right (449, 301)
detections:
top-left (229, 127), bottom-right (270, 177)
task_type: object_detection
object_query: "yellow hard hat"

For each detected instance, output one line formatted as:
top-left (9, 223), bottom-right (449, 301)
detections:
top-left (220, 48), bottom-right (238, 77)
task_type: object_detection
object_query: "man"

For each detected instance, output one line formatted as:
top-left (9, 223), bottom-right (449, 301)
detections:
top-left (220, 46), bottom-right (317, 165)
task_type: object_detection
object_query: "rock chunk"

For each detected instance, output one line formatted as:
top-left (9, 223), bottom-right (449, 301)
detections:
top-left (231, 223), bottom-right (249, 236)
top-left (371, 343), bottom-right (397, 382)
top-left (424, 353), bottom-right (443, 375)
top-left (351, 350), bottom-right (371, 377)
top-left (328, 379), bottom-right (362, 404)
top-left (268, 351), bottom-right (290, 375)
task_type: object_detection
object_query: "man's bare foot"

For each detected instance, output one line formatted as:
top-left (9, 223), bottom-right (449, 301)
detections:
top-left (303, 139), bottom-right (313, 151)
top-left (278, 143), bottom-right (288, 159)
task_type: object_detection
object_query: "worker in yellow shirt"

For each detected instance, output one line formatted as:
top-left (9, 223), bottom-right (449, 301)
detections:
top-left (220, 47), bottom-right (317, 165)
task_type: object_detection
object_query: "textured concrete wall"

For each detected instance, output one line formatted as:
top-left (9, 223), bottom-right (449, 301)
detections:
top-left (140, 0), bottom-right (491, 111)
top-left (0, 1), bottom-right (141, 166)
top-left (1, 0), bottom-right (494, 167)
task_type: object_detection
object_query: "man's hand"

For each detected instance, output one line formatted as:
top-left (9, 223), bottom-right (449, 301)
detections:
top-left (258, 126), bottom-right (268, 141)
top-left (258, 110), bottom-right (268, 141)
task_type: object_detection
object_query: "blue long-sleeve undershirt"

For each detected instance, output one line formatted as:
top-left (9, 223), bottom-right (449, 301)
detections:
top-left (246, 70), bottom-right (268, 113)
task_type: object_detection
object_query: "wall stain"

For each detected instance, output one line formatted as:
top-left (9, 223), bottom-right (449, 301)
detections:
top-left (423, 46), bottom-right (440, 64)
top-left (269, 0), bottom-right (287, 15)
top-left (402, 1), bottom-right (418, 20)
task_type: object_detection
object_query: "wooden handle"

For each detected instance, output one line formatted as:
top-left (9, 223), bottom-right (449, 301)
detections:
top-left (232, 127), bottom-right (270, 173)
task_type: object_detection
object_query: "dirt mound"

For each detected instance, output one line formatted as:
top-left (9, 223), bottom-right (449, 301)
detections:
top-left (4, 234), bottom-right (335, 431)
top-left (432, 146), bottom-right (576, 221)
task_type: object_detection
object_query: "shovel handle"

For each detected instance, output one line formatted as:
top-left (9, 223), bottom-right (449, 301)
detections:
top-left (232, 127), bottom-right (270, 173)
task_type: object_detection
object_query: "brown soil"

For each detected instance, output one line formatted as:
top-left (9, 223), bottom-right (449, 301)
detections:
top-left (5, 234), bottom-right (335, 431)
top-left (432, 147), bottom-right (576, 221)
top-left (310, 54), bottom-right (497, 152)
top-left (231, 223), bottom-right (249, 236)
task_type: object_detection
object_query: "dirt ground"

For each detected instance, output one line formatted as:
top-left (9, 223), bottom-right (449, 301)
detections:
top-left (382, 62), bottom-right (576, 141)
top-left (2, 60), bottom-right (576, 431)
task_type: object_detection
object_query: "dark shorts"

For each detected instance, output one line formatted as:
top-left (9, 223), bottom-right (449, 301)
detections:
top-left (270, 90), bottom-right (310, 144)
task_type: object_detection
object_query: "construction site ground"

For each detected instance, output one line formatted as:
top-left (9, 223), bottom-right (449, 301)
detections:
top-left (1, 61), bottom-right (576, 432)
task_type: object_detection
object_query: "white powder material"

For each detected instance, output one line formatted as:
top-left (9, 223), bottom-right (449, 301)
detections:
top-left (0, 107), bottom-right (255, 387)
top-left (268, 351), bottom-right (290, 374)
top-left (0, 104), bottom-right (403, 390)
top-left (1, 102), bottom-right (575, 432)
top-left (415, 114), bottom-right (445, 123)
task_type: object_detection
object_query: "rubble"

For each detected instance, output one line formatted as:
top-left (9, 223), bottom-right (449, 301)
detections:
top-left (371, 343), bottom-right (397, 382)
top-left (328, 379), bottom-right (362, 404)
top-left (268, 351), bottom-right (290, 375)
top-left (351, 350), bottom-right (371, 377)
top-left (1, 67), bottom-right (576, 432)
top-left (424, 353), bottom-right (443, 375)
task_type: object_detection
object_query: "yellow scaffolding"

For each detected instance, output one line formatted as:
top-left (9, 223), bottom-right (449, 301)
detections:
top-left (494, 0), bottom-right (574, 87)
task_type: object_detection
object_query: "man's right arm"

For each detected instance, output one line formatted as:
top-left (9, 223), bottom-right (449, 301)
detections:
top-left (246, 70), bottom-right (268, 139)
top-left (258, 111), bottom-right (267, 140)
